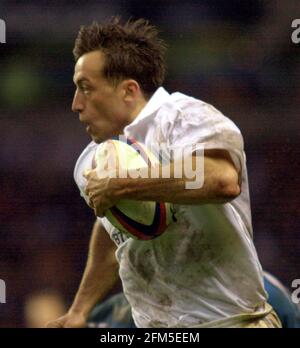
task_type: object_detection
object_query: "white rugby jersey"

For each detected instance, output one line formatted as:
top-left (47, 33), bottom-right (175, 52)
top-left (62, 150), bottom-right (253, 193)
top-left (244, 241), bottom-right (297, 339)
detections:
top-left (74, 87), bottom-right (268, 328)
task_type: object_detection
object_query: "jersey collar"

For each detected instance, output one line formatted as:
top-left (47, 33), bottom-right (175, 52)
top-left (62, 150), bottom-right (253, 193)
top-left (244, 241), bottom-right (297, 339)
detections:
top-left (124, 87), bottom-right (170, 133)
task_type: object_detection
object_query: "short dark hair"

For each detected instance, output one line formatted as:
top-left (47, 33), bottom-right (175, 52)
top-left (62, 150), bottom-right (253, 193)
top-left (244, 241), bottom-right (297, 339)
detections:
top-left (73, 17), bottom-right (167, 98)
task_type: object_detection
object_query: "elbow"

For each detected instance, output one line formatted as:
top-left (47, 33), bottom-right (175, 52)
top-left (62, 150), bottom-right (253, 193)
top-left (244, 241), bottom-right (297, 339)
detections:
top-left (221, 182), bottom-right (241, 201)
top-left (216, 170), bottom-right (241, 202)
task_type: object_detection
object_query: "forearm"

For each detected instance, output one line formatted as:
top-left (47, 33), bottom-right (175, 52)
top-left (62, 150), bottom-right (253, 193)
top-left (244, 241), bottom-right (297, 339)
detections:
top-left (121, 177), bottom-right (220, 204)
top-left (118, 155), bottom-right (240, 205)
top-left (69, 220), bottom-right (119, 317)
top-left (84, 151), bottom-right (241, 217)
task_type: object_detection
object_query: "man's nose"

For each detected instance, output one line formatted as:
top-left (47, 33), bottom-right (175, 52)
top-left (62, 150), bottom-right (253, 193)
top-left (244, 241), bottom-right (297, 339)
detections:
top-left (72, 90), bottom-right (84, 113)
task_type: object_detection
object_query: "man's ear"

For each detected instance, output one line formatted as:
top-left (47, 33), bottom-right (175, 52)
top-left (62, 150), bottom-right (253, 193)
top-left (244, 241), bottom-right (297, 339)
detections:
top-left (121, 79), bottom-right (140, 102)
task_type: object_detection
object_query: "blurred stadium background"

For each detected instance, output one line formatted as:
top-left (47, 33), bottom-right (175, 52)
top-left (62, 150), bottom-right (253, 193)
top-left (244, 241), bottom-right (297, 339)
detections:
top-left (0, 0), bottom-right (299, 327)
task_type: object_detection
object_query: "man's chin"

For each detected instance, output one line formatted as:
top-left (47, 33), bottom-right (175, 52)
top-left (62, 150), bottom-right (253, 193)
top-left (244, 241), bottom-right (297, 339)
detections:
top-left (91, 132), bottom-right (123, 144)
top-left (92, 136), bottom-right (102, 144)
top-left (91, 134), bottom-right (108, 144)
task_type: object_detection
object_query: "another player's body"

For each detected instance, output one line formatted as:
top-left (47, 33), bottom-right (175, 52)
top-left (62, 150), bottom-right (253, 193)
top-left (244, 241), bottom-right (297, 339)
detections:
top-left (264, 272), bottom-right (300, 328)
top-left (47, 18), bottom-right (281, 328)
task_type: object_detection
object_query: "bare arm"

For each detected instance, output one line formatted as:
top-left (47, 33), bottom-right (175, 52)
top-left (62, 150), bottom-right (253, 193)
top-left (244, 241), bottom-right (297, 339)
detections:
top-left (85, 149), bottom-right (241, 217)
top-left (46, 219), bottom-right (118, 328)
top-left (122, 149), bottom-right (241, 204)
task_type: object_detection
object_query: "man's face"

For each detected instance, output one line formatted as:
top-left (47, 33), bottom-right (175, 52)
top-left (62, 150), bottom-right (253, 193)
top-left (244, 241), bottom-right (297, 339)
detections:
top-left (72, 51), bottom-right (130, 143)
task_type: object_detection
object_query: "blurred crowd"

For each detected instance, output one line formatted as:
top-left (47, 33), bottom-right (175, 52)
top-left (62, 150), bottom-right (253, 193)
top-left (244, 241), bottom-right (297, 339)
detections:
top-left (0, 0), bottom-right (299, 327)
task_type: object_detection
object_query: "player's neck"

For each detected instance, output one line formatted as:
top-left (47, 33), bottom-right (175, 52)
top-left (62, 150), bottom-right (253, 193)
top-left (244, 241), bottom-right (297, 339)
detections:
top-left (128, 97), bottom-right (147, 124)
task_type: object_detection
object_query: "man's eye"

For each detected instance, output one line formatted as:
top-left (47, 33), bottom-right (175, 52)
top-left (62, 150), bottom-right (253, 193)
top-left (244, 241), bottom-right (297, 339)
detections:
top-left (80, 86), bottom-right (91, 94)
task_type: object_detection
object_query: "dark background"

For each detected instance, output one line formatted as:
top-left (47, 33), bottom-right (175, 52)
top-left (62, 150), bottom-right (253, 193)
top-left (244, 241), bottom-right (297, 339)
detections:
top-left (0, 0), bottom-right (299, 327)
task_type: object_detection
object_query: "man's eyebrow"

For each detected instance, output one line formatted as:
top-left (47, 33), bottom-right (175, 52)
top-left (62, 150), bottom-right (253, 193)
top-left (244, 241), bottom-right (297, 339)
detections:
top-left (73, 77), bottom-right (90, 85)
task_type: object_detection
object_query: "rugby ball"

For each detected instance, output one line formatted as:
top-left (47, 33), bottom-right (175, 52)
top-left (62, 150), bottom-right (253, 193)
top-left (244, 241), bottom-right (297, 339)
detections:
top-left (94, 137), bottom-right (174, 240)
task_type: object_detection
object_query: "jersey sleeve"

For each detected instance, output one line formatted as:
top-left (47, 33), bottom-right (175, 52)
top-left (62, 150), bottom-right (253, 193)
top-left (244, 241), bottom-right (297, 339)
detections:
top-left (165, 95), bottom-right (245, 172)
